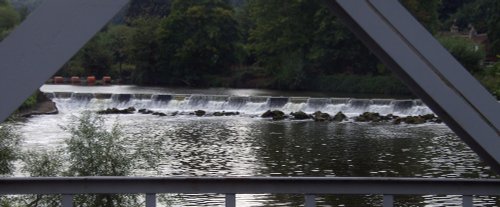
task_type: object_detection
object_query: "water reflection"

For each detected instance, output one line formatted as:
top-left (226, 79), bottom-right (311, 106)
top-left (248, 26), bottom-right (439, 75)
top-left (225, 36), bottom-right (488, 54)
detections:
top-left (19, 115), bottom-right (499, 206)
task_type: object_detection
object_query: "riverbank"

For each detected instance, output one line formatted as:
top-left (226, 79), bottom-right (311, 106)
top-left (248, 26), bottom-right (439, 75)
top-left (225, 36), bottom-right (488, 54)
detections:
top-left (14, 90), bottom-right (58, 120)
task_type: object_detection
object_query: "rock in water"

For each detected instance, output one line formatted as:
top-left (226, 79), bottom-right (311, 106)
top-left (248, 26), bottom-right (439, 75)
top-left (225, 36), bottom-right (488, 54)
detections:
top-left (290, 111), bottom-right (310, 120)
top-left (261, 110), bottom-right (286, 120)
top-left (312, 111), bottom-right (330, 122)
top-left (332, 112), bottom-right (347, 122)
top-left (97, 107), bottom-right (134, 115)
top-left (403, 116), bottom-right (426, 124)
top-left (355, 112), bottom-right (382, 122)
top-left (195, 110), bottom-right (206, 117)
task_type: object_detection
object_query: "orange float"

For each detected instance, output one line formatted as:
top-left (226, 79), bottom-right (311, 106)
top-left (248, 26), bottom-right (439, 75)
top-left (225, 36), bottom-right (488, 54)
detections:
top-left (71, 76), bottom-right (81, 85)
top-left (53, 76), bottom-right (64, 84)
top-left (87, 76), bottom-right (96, 86)
top-left (102, 76), bottom-right (112, 84)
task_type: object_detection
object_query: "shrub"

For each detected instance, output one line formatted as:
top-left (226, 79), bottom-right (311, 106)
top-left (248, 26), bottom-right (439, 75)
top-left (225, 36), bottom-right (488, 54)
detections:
top-left (438, 36), bottom-right (486, 73)
top-left (0, 124), bottom-right (20, 175)
top-left (63, 112), bottom-right (137, 207)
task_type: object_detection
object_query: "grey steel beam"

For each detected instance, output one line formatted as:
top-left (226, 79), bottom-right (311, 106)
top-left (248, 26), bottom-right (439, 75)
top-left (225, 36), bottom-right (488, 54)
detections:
top-left (0, 0), bottom-right (129, 122)
top-left (322, 0), bottom-right (500, 172)
top-left (0, 177), bottom-right (499, 195)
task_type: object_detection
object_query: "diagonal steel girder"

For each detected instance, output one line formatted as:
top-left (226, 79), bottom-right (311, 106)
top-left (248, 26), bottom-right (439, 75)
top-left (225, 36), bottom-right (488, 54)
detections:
top-left (323, 0), bottom-right (500, 173)
top-left (0, 0), bottom-right (498, 173)
top-left (0, 0), bottom-right (129, 121)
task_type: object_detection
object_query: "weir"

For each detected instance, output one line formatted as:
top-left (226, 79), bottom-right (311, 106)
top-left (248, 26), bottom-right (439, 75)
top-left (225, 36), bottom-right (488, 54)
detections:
top-left (44, 92), bottom-right (434, 117)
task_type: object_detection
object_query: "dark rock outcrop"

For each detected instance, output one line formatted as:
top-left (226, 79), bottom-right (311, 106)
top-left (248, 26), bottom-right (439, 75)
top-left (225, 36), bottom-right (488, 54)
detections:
top-left (392, 114), bottom-right (441, 125)
top-left (97, 107), bottom-right (135, 115)
top-left (312, 111), bottom-right (330, 122)
top-left (332, 112), bottom-right (347, 122)
top-left (195, 110), bottom-right (206, 117)
top-left (19, 91), bottom-right (59, 118)
top-left (261, 110), bottom-right (286, 120)
top-left (290, 111), bottom-right (310, 120)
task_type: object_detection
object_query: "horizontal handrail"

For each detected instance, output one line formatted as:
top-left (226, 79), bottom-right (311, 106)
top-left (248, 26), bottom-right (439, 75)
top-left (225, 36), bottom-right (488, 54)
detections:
top-left (1, 177), bottom-right (500, 195)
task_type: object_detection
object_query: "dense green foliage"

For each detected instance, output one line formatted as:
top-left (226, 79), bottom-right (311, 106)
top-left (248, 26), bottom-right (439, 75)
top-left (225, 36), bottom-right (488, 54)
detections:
top-left (39, 0), bottom-right (499, 96)
top-left (64, 113), bottom-right (131, 177)
top-left (401, 0), bottom-right (441, 33)
top-left (64, 112), bottom-right (137, 206)
top-left (157, 0), bottom-right (240, 86)
top-left (0, 124), bottom-right (20, 175)
top-left (477, 62), bottom-right (500, 98)
top-left (246, 0), bottom-right (379, 89)
top-left (438, 36), bottom-right (486, 73)
top-left (448, 0), bottom-right (496, 33)
top-left (18, 91), bottom-right (38, 111)
top-left (487, 1), bottom-right (500, 55)
top-left (0, 0), bottom-right (19, 40)
top-left (127, 17), bottom-right (162, 85)
top-left (126, 0), bottom-right (171, 19)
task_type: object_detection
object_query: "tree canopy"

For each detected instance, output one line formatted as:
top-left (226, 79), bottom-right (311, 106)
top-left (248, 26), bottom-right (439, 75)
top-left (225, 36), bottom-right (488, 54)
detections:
top-left (0, 0), bottom-right (20, 41)
top-left (157, 0), bottom-right (240, 86)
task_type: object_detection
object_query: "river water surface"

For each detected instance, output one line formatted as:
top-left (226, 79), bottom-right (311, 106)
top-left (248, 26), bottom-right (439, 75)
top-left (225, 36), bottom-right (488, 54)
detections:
top-left (14, 85), bottom-right (500, 206)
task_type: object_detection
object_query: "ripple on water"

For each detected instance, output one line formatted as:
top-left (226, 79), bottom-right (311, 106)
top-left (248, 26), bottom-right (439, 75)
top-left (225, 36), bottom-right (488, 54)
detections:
top-left (16, 114), bottom-right (500, 206)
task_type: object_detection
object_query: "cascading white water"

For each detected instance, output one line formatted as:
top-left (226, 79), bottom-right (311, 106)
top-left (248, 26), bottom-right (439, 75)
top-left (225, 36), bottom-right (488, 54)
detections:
top-left (46, 92), bottom-right (434, 117)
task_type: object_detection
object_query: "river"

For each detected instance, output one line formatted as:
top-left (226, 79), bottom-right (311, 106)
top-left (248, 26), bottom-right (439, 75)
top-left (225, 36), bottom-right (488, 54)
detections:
top-left (14, 85), bottom-right (499, 206)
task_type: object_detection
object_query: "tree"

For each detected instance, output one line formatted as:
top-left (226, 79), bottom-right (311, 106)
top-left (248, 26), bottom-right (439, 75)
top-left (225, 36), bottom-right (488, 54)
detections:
top-left (448, 0), bottom-right (496, 33)
top-left (439, 0), bottom-right (474, 21)
top-left (0, 124), bottom-right (20, 175)
top-left (401, 0), bottom-right (441, 33)
top-left (0, 1), bottom-right (20, 41)
top-left (77, 33), bottom-right (114, 78)
top-left (438, 36), bottom-right (486, 73)
top-left (247, 0), bottom-right (379, 89)
top-left (125, 0), bottom-right (171, 20)
top-left (63, 112), bottom-right (137, 207)
top-left (103, 25), bottom-right (134, 81)
top-left (487, 0), bottom-right (500, 55)
top-left (128, 17), bottom-right (162, 85)
top-left (158, 0), bottom-right (240, 86)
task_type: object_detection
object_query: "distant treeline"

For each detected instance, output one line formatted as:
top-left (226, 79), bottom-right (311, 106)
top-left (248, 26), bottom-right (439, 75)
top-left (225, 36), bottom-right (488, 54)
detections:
top-left (1, 0), bottom-right (499, 96)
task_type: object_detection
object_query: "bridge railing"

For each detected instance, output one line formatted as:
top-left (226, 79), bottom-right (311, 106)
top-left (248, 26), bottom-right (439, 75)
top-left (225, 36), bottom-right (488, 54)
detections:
top-left (1, 177), bottom-right (500, 207)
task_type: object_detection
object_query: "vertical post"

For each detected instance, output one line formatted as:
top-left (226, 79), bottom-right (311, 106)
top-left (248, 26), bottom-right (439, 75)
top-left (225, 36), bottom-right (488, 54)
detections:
top-left (383, 195), bottom-right (394, 207)
top-left (146, 193), bottom-right (156, 207)
top-left (225, 193), bottom-right (236, 207)
top-left (61, 194), bottom-right (73, 207)
top-left (462, 195), bottom-right (473, 207)
top-left (305, 194), bottom-right (316, 207)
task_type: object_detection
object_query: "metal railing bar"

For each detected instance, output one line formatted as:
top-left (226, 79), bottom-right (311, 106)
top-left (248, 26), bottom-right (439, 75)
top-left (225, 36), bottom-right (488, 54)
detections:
top-left (383, 194), bottom-right (394, 207)
top-left (225, 193), bottom-right (236, 207)
top-left (305, 194), bottom-right (316, 207)
top-left (146, 193), bottom-right (156, 207)
top-left (462, 195), bottom-right (473, 207)
top-left (1, 177), bottom-right (499, 195)
top-left (61, 194), bottom-right (73, 207)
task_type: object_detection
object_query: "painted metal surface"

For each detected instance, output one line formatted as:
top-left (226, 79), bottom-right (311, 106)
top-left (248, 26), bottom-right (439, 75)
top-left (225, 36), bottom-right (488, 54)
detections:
top-left (0, 0), bottom-right (129, 121)
top-left (322, 0), bottom-right (500, 172)
top-left (1, 177), bottom-right (499, 195)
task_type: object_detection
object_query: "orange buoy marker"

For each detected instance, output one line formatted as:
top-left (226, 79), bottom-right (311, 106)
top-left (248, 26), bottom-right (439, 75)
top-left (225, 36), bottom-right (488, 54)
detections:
top-left (71, 76), bottom-right (81, 85)
top-left (102, 76), bottom-right (111, 85)
top-left (53, 76), bottom-right (64, 84)
top-left (87, 76), bottom-right (96, 86)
